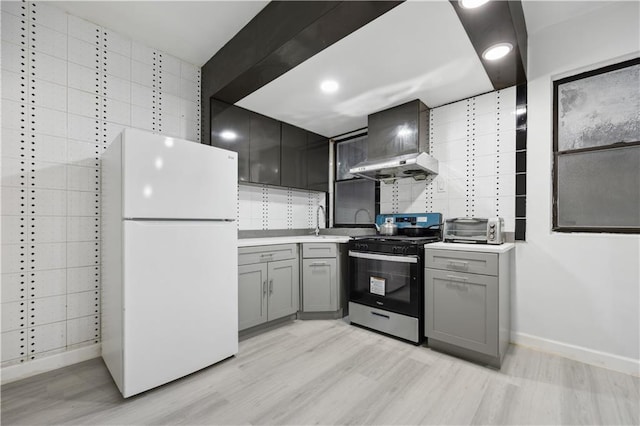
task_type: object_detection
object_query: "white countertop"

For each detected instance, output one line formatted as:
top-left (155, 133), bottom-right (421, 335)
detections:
top-left (425, 242), bottom-right (515, 254)
top-left (238, 235), bottom-right (351, 247)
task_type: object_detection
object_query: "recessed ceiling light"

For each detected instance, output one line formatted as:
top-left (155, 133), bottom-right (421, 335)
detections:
top-left (220, 130), bottom-right (238, 141)
top-left (459, 0), bottom-right (490, 9)
top-left (482, 43), bottom-right (513, 61)
top-left (320, 80), bottom-right (339, 94)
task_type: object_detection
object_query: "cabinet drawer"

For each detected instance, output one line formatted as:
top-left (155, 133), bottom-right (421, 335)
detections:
top-left (238, 244), bottom-right (297, 265)
top-left (424, 249), bottom-right (497, 276)
top-left (349, 302), bottom-right (419, 343)
top-left (302, 243), bottom-right (337, 259)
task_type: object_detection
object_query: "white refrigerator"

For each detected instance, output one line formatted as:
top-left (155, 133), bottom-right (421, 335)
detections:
top-left (101, 128), bottom-right (238, 398)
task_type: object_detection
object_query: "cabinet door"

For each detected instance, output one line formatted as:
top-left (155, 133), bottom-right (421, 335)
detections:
top-left (302, 258), bottom-right (337, 312)
top-left (267, 258), bottom-right (299, 320)
top-left (250, 112), bottom-right (280, 185)
top-left (210, 99), bottom-right (250, 182)
top-left (425, 268), bottom-right (498, 356)
top-left (238, 263), bottom-right (268, 331)
top-left (306, 132), bottom-right (329, 192)
top-left (281, 123), bottom-right (307, 189)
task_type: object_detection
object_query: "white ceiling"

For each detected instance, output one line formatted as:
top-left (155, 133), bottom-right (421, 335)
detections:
top-left (521, 1), bottom-right (613, 36)
top-left (54, 1), bottom-right (269, 67)
top-left (237, 1), bottom-right (493, 137)
top-left (49, 0), bottom-right (619, 138)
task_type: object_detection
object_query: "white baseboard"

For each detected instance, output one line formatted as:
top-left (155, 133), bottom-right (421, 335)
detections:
top-left (1, 344), bottom-right (101, 385)
top-left (511, 332), bottom-right (640, 377)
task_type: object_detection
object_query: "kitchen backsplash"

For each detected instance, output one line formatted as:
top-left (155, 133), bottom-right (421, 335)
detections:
top-left (380, 87), bottom-right (517, 231)
top-left (1, 1), bottom-right (200, 367)
top-left (237, 184), bottom-right (326, 231)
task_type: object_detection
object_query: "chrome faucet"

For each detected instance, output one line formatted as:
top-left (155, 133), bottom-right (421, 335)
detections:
top-left (315, 205), bottom-right (326, 236)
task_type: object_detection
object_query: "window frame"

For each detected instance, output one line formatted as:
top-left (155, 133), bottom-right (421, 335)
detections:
top-left (552, 57), bottom-right (640, 234)
top-left (332, 130), bottom-right (379, 228)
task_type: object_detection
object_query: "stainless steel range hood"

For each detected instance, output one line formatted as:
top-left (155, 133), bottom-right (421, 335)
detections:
top-left (349, 151), bottom-right (438, 183)
top-left (348, 99), bottom-right (439, 183)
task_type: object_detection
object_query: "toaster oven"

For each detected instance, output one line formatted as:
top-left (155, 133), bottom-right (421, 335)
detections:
top-left (443, 217), bottom-right (504, 245)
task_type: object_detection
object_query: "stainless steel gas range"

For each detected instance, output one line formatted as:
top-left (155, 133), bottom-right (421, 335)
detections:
top-left (347, 213), bottom-right (442, 344)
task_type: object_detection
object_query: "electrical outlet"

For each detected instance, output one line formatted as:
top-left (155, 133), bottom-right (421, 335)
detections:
top-left (437, 177), bottom-right (446, 193)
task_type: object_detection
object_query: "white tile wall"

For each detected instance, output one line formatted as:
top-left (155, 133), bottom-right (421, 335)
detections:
top-left (237, 184), bottom-right (326, 231)
top-left (1, 1), bottom-right (201, 367)
top-left (380, 88), bottom-right (517, 231)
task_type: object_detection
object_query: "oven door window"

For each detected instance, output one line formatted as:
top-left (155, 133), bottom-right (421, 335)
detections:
top-left (349, 252), bottom-right (420, 316)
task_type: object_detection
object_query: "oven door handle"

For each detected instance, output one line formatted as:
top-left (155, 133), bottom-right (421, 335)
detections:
top-left (348, 251), bottom-right (418, 264)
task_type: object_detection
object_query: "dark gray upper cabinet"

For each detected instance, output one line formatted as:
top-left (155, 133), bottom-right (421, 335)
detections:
top-left (281, 123), bottom-right (308, 189)
top-left (211, 100), bottom-right (329, 192)
top-left (250, 112), bottom-right (281, 186)
top-left (210, 99), bottom-right (251, 182)
top-left (366, 99), bottom-right (428, 161)
top-left (306, 131), bottom-right (329, 192)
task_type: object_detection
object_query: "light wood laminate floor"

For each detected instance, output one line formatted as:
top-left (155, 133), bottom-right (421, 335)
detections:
top-left (2, 319), bottom-right (639, 425)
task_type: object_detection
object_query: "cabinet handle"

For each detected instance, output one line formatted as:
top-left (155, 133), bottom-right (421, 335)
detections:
top-left (263, 280), bottom-right (267, 296)
top-left (446, 275), bottom-right (469, 292)
top-left (446, 274), bottom-right (469, 281)
top-left (446, 282), bottom-right (469, 292)
top-left (447, 260), bottom-right (469, 270)
top-left (269, 279), bottom-right (273, 294)
top-left (260, 253), bottom-right (274, 258)
top-left (309, 262), bottom-right (328, 267)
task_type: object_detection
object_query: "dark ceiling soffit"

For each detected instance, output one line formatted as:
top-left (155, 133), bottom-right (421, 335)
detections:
top-left (202, 1), bottom-right (341, 101)
top-left (201, 0), bottom-right (403, 144)
top-left (450, 0), bottom-right (528, 90)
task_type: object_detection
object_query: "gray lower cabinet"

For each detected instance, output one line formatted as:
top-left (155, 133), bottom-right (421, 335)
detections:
top-left (425, 248), bottom-right (512, 368)
top-left (238, 245), bottom-right (299, 331)
top-left (301, 243), bottom-right (340, 313)
top-left (267, 259), bottom-right (300, 320)
top-left (238, 263), bottom-right (268, 330)
top-left (302, 258), bottom-right (338, 312)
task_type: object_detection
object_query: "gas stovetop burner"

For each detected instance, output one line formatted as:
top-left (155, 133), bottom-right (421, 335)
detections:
top-left (353, 235), bottom-right (440, 245)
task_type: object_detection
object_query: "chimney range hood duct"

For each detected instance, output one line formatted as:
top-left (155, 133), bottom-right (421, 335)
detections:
top-left (349, 152), bottom-right (438, 183)
top-left (348, 99), bottom-right (439, 183)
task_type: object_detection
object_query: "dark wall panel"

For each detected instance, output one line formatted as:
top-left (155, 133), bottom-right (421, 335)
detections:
top-left (450, 0), bottom-right (527, 90)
